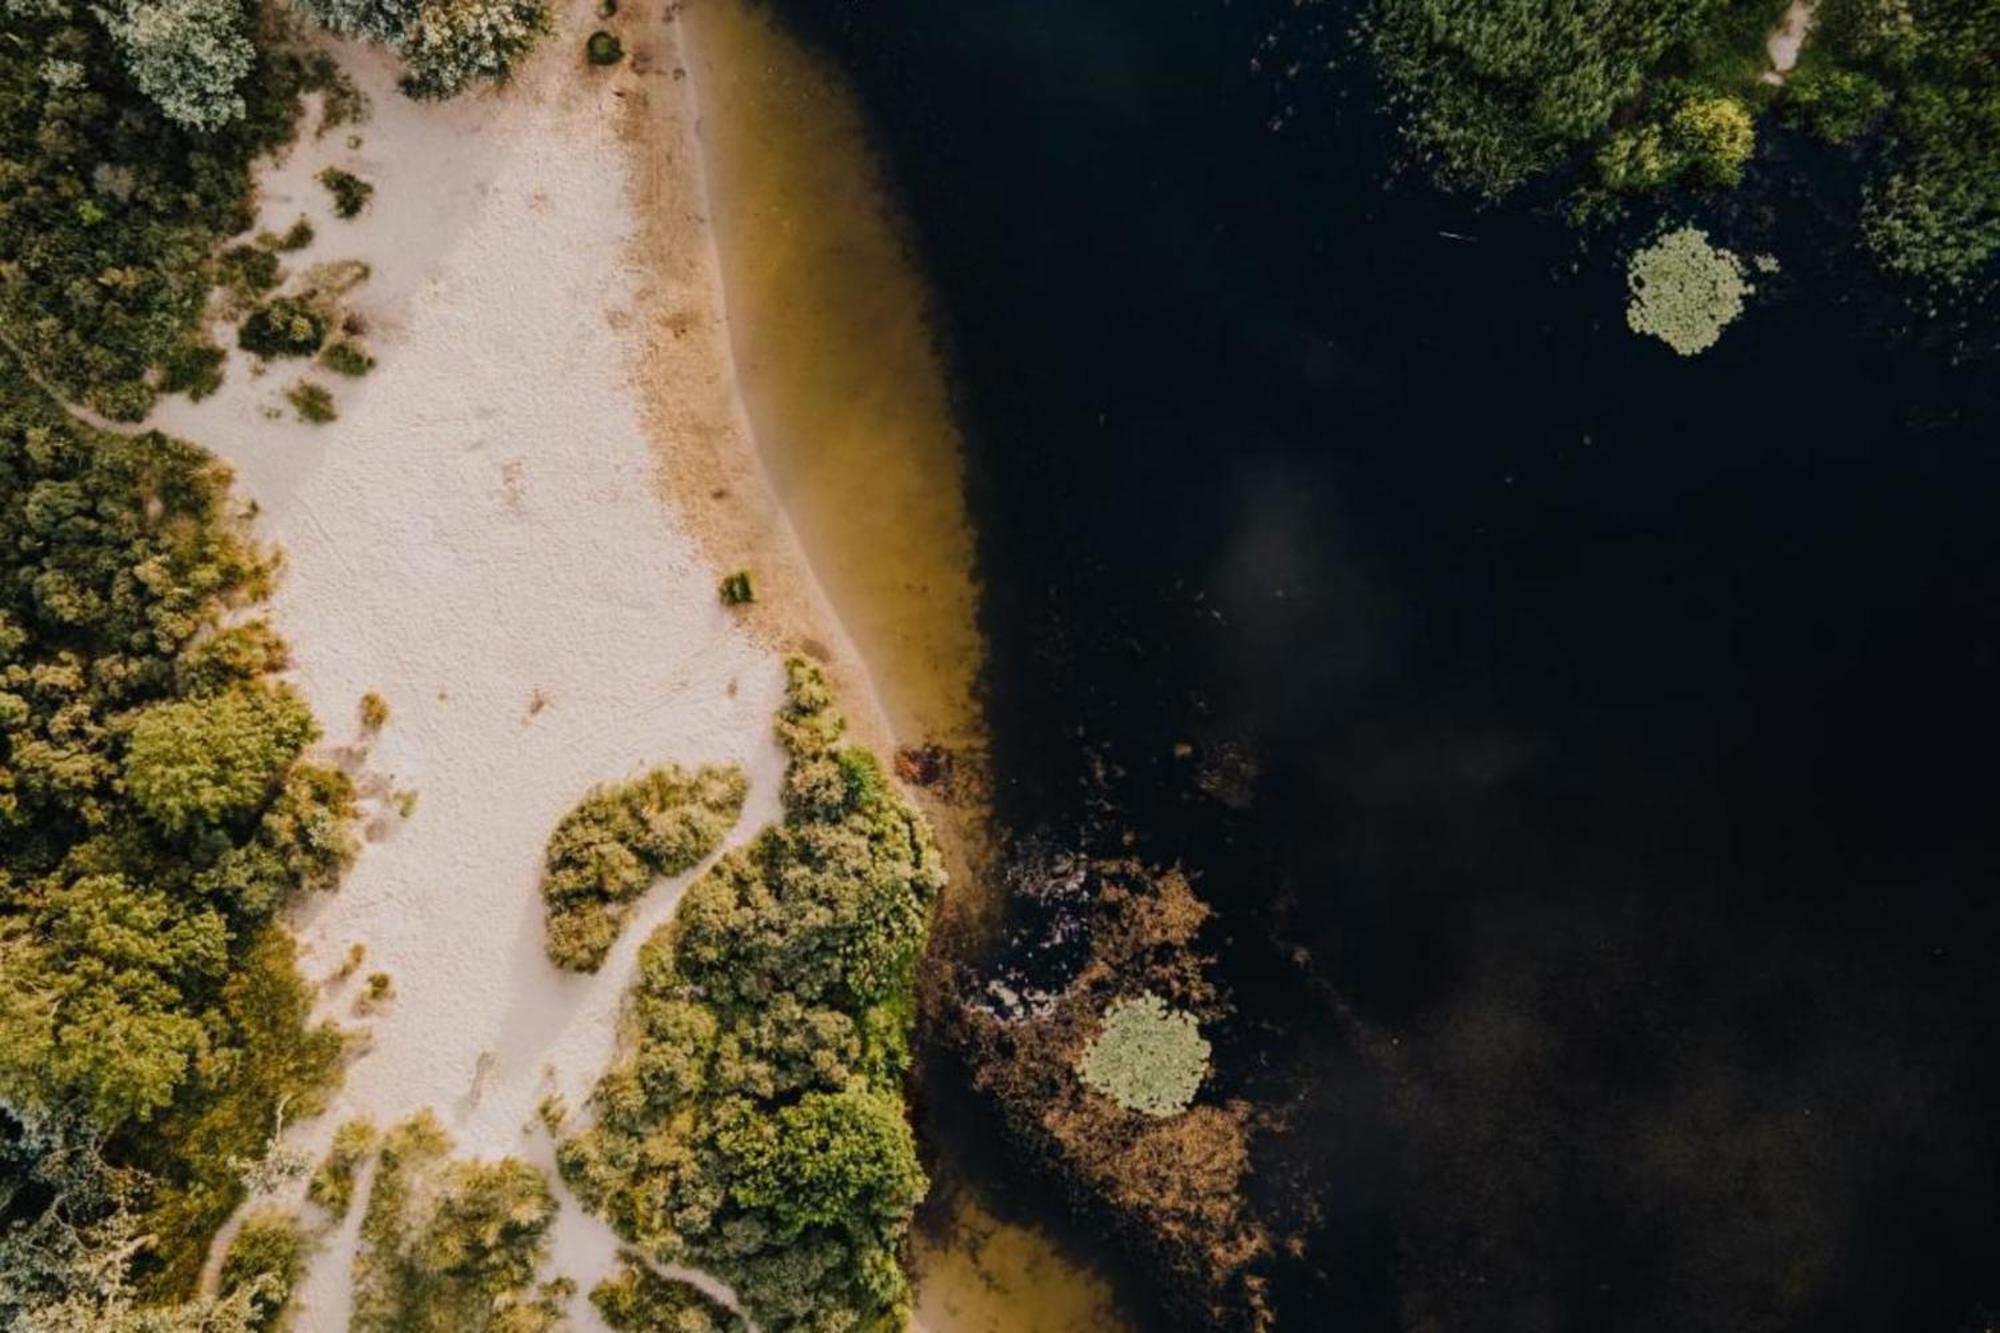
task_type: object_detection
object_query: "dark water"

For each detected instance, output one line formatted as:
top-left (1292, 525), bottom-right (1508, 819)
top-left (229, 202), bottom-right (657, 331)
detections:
top-left (760, 1), bottom-right (2000, 1327)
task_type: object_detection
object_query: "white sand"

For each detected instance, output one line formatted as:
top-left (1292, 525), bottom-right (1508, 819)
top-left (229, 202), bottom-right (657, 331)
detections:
top-left (1763, 0), bottom-right (1817, 83)
top-left (151, 12), bottom-right (806, 1327)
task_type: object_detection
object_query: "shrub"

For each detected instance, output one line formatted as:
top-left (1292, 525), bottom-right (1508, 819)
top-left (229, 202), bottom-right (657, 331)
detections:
top-left (240, 298), bottom-right (331, 359)
top-left (161, 339), bottom-right (228, 400)
top-left (293, 0), bottom-right (422, 42)
top-left (1669, 94), bottom-right (1756, 186)
top-left (1783, 64), bottom-right (1890, 142)
top-left (586, 29), bottom-right (623, 66)
top-left (541, 763), bottom-right (748, 972)
top-left (558, 660), bottom-right (944, 1331)
top-left (1625, 225), bottom-right (1752, 355)
top-left (218, 1209), bottom-right (306, 1331)
top-left (98, 0), bottom-right (256, 133)
top-left (286, 381), bottom-right (338, 424)
top-left (320, 340), bottom-right (376, 377)
top-left (358, 691), bottom-right (390, 731)
top-left (272, 216), bottom-right (316, 251)
top-left (590, 1258), bottom-right (745, 1333)
top-left (398, 0), bottom-right (553, 101)
top-left (352, 1112), bottom-right (569, 1333)
top-left (1077, 992), bottom-right (1210, 1118)
top-left (317, 166), bottom-right (374, 219)
top-left (717, 570), bottom-right (755, 606)
top-left (308, 1118), bottom-right (378, 1220)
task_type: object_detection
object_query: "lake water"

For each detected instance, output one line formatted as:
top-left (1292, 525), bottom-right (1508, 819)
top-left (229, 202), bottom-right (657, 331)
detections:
top-left (757, 0), bottom-right (2000, 1327)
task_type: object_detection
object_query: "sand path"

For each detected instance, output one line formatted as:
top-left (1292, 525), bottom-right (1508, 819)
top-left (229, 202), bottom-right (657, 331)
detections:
top-left (1763, 0), bottom-right (1817, 83)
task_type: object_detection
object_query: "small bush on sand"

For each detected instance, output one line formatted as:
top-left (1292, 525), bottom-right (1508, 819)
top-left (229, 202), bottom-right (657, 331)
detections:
top-left (586, 30), bottom-right (623, 66)
top-left (287, 381), bottom-right (338, 424)
top-left (541, 763), bottom-right (748, 972)
top-left (591, 1256), bottom-right (745, 1332)
top-left (308, 1118), bottom-right (378, 1221)
top-left (240, 297), bottom-right (331, 358)
top-left (320, 339), bottom-right (376, 377)
top-left (317, 166), bottom-right (374, 219)
top-left (398, 0), bottom-right (553, 101)
top-left (717, 570), bottom-right (754, 606)
top-left (359, 691), bottom-right (390, 731)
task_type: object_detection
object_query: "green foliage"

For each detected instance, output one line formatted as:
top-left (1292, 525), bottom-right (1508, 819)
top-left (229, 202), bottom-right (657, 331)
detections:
top-left (97, 0), bottom-right (256, 133)
top-left (591, 1257), bottom-right (746, 1333)
top-left (316, 165), bottom-right (373, 219)
top-left (717, 570), bottom-right (754, 606)
top-left (0, 0), bottom-right (328, 418)
top-left (285, 380), bottom-right (337, 424)
top-left (542, 762), bottom-right (748, 972)
top-left (1075, 992), bottom-right (1210, 1118)
top-left (218, 1208), bottom-right (306, 1331)
top-left (125, 685), bottom-right (318, 833)
top-left (10, 1205), bottom-right (277, 1332)
top-left (0, 357), bottom-right (354, 1299)
top-left (238, 296), bottom-right (330, 358)
top-left (587, 30), bottom-right (624, 66)
top-left (397, 0), bottom-right (554, 101)
top-left (220, 243), bottom-right (284, 302)
top-left (560, 658), bottom-right (943, 1332)
top-left (319, 339), bottom-right (375, 377)
top-left (1625, 224), bottom-right (1752, 353)
top-left (307, 1117), bottom-right (377, 1220)
top-left (1781, 63), bottom-right (1890, 141)
top-left (1670, 92), bottom-right (1757, 185)
top-left (352, 1112), bottom-right (570, 1333)
top-left (1366, 0), bottom-right (1756, 197)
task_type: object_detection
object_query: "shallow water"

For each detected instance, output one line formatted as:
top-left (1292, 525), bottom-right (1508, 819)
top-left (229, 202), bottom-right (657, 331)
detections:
top-left (678, 0), bottom-right (983, 757)
top-left (758, 0), bottom-right (2000, 1327)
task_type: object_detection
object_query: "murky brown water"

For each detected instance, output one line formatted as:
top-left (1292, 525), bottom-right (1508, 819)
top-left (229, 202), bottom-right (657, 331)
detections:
top-left (679, 0), bottom-right (982, 757)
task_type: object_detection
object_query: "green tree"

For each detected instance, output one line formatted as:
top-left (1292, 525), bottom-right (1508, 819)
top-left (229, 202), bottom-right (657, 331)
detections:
top-left (97, 0), bottom-right (256, 133)
top-left (124, 687), bottom-right (316, 834)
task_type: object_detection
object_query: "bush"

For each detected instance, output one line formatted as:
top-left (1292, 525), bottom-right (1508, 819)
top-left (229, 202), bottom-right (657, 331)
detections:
top-left (1670, 93), bottom-right (1756, 186)
top-left (541, 764), bottom-right (748, 972)
top-left (293, 0), bottom-right (421, 42)
top-left (320, 340), bottom-right (376, 377)
top-left (352, 1113), bottom-right (569, 1333)
top-left (1625, 225), bottom-right (1752, 354)
top-left (217, 1209), bottom-right (306, 1331)
top-left (586, 29), bottom-right (623, 66)
top-left (98, 0), bottom-right (256, 133)
top-left (398, 0), bottom-right (552, 101)
top-left (1783, 64), bottom-right (1890, 142)
top-left (717, 571), bottom-right (754, 606)
top-left (308, 1118), bottom-right (378, 1220)
top-left (125, 686), bottom-right (318, 833)
top-left (590, 1258), bottom-right (745, 1333)
top-left (286, 381), bottom-right (338, 424)
top-left (239, 298), bottom-right (331, 358)
top-left (317, 166), bottom-right (374, 219)
top-left (558, 659), bottom-right (944, 1331)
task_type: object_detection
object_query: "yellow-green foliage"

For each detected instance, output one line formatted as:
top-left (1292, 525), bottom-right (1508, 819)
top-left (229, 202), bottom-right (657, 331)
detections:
top-left (1625, 225), bottom-right (1751, 354)
top-left (1076, 992), bottom-right (1211, 1118)
top-left (559, 658), bottom-right (942, 1332)
top-left (308, 1118), bottom-right (378, 1221)
top-left (591, 1257), bottom-right (746, 1333)
top-left (541, 763), bottom-right (748, 973)
top-left (352, 1112), bottom-right (569, 1333)
top-left (0, 354), bottom-right (355, 1296)
top-left (218, 1208), bottom-right (307, 1332)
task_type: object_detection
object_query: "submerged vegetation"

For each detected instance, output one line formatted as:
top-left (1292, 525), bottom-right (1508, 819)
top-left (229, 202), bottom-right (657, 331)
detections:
top-left (352, 1111), bottom-right (570, 1333)
top-left (540, 762), bottom-right (748, 972)
top-left (959, 862), bottom-right (1270, 1328)
top-left (560, 657), bottom-right (944, 1331)
top-left (1366, 0), bottom-right (2000, 304)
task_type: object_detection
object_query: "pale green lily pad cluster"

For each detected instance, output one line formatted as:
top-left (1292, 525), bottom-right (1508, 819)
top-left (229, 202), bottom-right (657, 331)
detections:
top-left (1076, 992), bottom-right (1210, 1118)
top-left (1626, 225), bottom-right (1751, 356)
